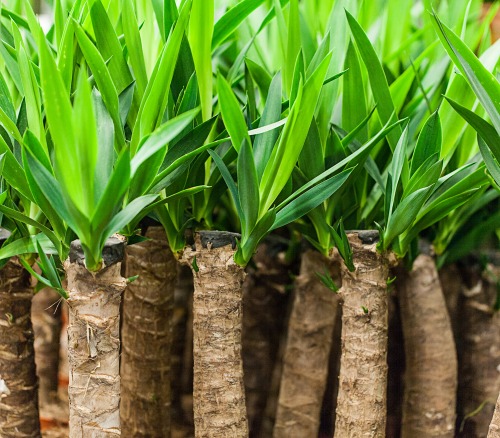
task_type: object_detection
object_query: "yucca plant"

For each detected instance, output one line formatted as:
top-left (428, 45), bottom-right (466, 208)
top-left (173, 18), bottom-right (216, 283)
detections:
top-left (179, 29), bottom-right (381, 432)
top-left (0, 1), bottom-right (210, 435)
top-left (271, 8), bottom-right (409, 434)
top-left (0, 224), bottom-right (41, 436)
top-left (430, 11), bottom-right (500, 436)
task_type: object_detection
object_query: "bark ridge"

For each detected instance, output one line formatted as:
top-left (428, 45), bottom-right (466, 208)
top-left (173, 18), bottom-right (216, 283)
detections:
top-left (183, 233), bottom-right (248, 438)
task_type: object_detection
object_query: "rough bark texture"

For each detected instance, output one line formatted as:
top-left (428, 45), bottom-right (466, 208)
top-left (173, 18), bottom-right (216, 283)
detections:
top-left (335, 232), bottom-right (389, 438)
top-left (182, 232), bottom-right (248, 438)
top-left (397, 254), bottom-right (457, 438)
top-left (120, 226), bottom-right (176, 437)
top-left (273, 249), bottom-right (340, 438)
top-left (319, 292), bottom-right (342, 438)
top-left (65, 238), bottom-right (126, 437)
top-left (457, 262), bottom-right (500, 437)
top-left (32, 287), bottom-right (62, 406)
top-left (439, 263), bottom-right (462, 344)
top-left (242, 241), bottom-right (292, 438)
top-left (489, 392), bottom-right (500, 438)
top-left (0, 259), bottom-right (41, 437)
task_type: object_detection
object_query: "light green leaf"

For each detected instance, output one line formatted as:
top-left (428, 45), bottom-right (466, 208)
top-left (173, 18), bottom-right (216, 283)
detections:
top-left (217, 73), bottom-right (251, 153)
top-left (238, 139), bottom-right (259, 239)
top-left (272, 168), bottom-right (352, 230)
top-left (189, 0), bottom-right (213, 121)
top-left (383, 185), bottom-right (433, 249)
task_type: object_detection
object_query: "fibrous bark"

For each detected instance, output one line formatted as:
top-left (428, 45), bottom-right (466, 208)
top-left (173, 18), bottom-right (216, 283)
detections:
top-left (274, 249), bottom-right (341, 438)
top-left (65, 237), bottom-right (126, 437)
top-left (182, 231), bottom-right (248, 438)
top-left (335, 231), bottom-right (389, 437)
top-left (489, 392), bottom-right (500, 438)
top-left (32, 287), bottom-right (62, 406)
top-left (0, 258), bottom-right (41, 437)
top-left (121, 226), bottom-right (177, 437)
top-left (457, 261), bottom-right (500, 437)
top-left (397, 253), bottom-right (457, 438)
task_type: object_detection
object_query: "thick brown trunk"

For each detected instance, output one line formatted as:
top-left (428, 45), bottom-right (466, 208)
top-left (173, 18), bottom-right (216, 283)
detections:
top-left (273, 249), bottom-right (341, 438)
top-left (120, 226), bottom-right (176, 437)
top-left (0, 258), bottom-right (41, 437)
top-left (397, 253), bottom-right (457, 438)
top-left (32, 287), bottom-right (62, 407)
top-left (182, 231), bottom-right (248, 438)
top-left (335, 231), bottom-right (389, 437)
top-left (242, 241), bottom-right (292, 437)
top-left (457, 261), bottom-right (500, 437)
top-left (65, 238), bottom-right (126, 437)
top-left (489, 392), bottom-right (500, 438)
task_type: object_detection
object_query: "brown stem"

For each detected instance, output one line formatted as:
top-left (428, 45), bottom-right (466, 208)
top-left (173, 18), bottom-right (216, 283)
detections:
top-left (273, 249), bottom-right (341, 438)
top-left (457, 262), bottom-right (500, 437)
top-left (182, 231), bottom-right (248, 438)
top-left (32, 287), bottom-right (62, 407)
top-left (335, 232), bottom-right (389, 437)
top-left (65, 237), bottom-right (126, 437)
top-left (120, 226), bottom-right (176, 437)
top-left (0, 259), bottom-right (41, 437)
top-left (397, 254), bottom-right (457, 437)
top-left (489, 392), bottom-right (500, 438)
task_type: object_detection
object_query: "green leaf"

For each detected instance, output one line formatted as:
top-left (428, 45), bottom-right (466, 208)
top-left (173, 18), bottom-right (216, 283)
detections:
top-left (131, 108), bottom-right (200, 175)
top-left (132, 0), bottom-right (192, 151)
top-left (217, 73), bottom-right (251, 153)
top-left (122, 0), bottom-right (148, 99)
top-left (101, 194), bottom-right (158, 245)
top-left (285, 0), bottom-right (301, 95)
top-left (0, 71), bottom-right (15, 122)
top-left (189, 0), bottom-right (213, 120)
top-left (35, 239), bottom-right (63, 290)
top-left (403, 157), bottom-right (442, 199)
top-left (383, 186), bottom-right (433, 249)
top-left (91, 148), bottom-right (131, 235)
top-left (90, 0), bottom-right (133, 95)
top-left (411, 111), bottom-right (442, 176)
top-left (253, 72), bottom-right (282, 179)
top-left (278, 117), bottom-right (406, 210)
top-left (235, 208), bottom-right (276, 266)
top-left (444, 96), bottom-right (500, 161)
top-left (74, 23), bottom-right (125, 148)
top-left (0, 136), bottom-right (32, 201)
top-left (299, 118), bottom-right (324, 181)
top-left (272, 168), bottom-right (353, 230)
top-left (208, 149), bottom-right (243, 220)
top-left (259, 52), bottom-right (332, 216)
top-left (478, 136), bottom-right (500, 187)
top-left (343, 40), bottom-right (368, 141)
top-left (73, 68), bottom-right (98, 216)
top-left (212, 0), bottom-right (266, 50)
top-left (23, 146), bottom-right (86, 241)
top-left (238, 139), bottom-right (259, 239)
top-left (346, 10), bottom-right (401, 150)
top-left (388, 126), bottom-right (409, 220)
top-left (0, 233), bottom-right (57, 260)
top-left (432, 13), bottom-right (500, 136)
top-left (92, 89), bottom-right (115, 201)
top-left (21, 136), bottom-right (66, 239)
